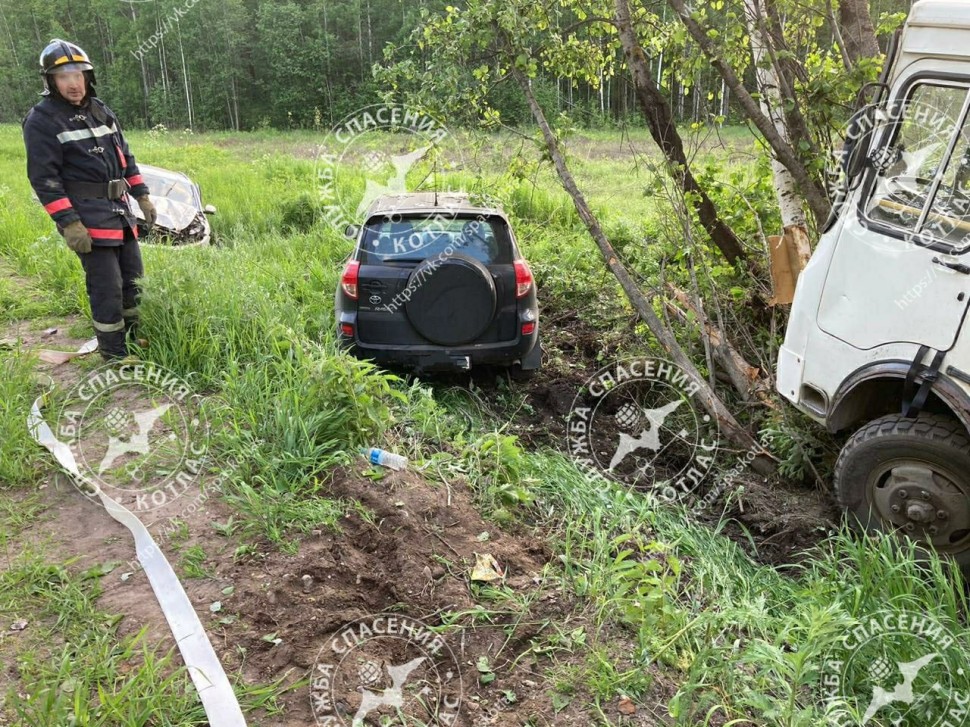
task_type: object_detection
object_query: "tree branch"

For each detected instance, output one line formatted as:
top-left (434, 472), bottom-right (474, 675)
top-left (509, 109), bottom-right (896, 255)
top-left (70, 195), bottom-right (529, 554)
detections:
top-left (665, 0), bottom-right (831, 226)
top-left (509, 58), bottom-right (776, 476)
top-left (614, 0), bottom-right (748, 264)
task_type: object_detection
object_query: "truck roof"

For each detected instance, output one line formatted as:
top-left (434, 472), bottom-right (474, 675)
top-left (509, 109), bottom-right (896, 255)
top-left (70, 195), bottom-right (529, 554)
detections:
top-left (898, 0), bottom-right (970, 70)
top-left (908, 0), bottom-right (970, 30)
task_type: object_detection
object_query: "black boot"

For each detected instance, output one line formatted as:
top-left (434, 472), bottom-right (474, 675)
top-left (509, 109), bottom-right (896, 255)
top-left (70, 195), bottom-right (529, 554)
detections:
top-left (96, 329), bottom-right (127, 360)
top-left (124, 314), bottom-right (139, 338)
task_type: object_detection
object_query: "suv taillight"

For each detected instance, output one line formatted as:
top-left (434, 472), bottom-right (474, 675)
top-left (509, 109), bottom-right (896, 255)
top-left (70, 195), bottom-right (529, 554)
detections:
top-left (514, 259), bottom-right (533, 298)
top-left (341, 260), bottom-right (360, 299)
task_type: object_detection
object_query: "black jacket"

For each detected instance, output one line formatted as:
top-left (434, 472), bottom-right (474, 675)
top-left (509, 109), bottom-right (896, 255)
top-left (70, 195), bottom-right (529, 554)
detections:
top-left (23, 95), bottom-right (149, 246)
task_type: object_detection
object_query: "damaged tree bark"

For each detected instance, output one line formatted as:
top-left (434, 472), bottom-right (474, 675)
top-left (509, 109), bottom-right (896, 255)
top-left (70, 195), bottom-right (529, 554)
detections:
top-left (614, 0), bottom-right (746, 265)
top-left (510, 62), bottom-right (775, 476)
top-left (664, 283), bottom-right (776, 408)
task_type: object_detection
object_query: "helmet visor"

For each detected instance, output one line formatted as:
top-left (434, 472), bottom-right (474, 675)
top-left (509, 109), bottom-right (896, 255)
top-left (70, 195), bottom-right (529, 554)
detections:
top-left (49, 61), bottom-right (94, 74)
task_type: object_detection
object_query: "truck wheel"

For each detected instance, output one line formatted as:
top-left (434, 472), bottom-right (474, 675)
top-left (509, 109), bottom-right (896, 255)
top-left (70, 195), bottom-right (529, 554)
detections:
top-left (834, 413), bottom-right (970, 570)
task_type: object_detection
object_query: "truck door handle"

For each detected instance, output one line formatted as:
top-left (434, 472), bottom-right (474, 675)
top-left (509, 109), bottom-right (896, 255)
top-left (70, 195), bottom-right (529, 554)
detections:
top-left (932, 256), bottom-right (970, 275)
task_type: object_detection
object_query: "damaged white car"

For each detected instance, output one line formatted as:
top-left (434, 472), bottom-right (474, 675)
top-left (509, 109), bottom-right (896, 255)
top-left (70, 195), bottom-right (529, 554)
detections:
top-left (127, 164), bottom-right (216, 246)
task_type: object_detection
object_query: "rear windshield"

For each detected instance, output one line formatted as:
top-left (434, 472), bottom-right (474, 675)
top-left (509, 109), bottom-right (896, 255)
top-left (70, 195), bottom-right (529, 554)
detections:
top-left (358, 215), bottom-right (512, 265)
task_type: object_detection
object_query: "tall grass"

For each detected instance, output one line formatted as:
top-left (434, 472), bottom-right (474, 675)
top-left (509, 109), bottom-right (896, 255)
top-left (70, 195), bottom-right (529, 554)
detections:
top-left (0, 351), bottom-right (42, 486)
top-left (509, 448), bottom-right (970, 724)
top-left (0, 182), bottom-right (86, 319)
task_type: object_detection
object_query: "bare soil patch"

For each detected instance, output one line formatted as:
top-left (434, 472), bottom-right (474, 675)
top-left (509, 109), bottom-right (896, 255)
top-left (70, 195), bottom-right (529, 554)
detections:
top-left (3, 306), bottom-right (834, 724)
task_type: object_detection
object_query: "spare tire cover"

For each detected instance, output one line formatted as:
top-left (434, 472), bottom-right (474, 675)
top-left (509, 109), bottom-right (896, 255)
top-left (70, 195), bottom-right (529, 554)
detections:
top-left (405, 255), bottom-right (497, 345)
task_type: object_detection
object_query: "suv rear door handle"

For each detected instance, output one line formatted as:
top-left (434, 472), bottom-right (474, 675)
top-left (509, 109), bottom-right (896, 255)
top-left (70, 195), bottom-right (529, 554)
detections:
top-left (932, 256), bottom-right (970, 275)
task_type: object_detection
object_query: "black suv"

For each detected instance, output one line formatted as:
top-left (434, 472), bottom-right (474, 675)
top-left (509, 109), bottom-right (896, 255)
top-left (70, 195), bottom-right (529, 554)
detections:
top-left (335, 193), bottom-right (541, 374)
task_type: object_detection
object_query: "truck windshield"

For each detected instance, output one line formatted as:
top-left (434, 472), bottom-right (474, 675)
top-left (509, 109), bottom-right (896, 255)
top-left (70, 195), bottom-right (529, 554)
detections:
top-left (865, 82), bottom-right (970, 251)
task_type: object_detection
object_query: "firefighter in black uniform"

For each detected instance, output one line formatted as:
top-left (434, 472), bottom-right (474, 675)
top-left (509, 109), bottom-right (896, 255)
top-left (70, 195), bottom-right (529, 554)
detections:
top-left (23, 39), bottom-right (156, 360)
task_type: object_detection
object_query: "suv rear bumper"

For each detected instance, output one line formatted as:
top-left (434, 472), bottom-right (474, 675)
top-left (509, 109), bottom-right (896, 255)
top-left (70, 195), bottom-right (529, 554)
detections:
top-left (338, 328), bottom-right (540, 372)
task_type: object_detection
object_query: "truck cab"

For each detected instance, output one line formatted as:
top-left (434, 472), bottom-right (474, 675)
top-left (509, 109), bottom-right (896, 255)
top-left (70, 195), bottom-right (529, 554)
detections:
top-left (778, 0), bottom-right (970, 568)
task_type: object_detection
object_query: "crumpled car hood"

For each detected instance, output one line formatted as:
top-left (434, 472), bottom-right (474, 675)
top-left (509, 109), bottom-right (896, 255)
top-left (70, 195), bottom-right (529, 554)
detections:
top-left (127, 195), bottom-right (211, 246)
top-left (143, 197), bottom-right (198, 232)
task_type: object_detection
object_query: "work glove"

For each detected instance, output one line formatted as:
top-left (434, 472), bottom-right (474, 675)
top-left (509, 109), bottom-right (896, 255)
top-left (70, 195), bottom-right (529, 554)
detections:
top-left (63, 220), bottom-right (92, 254)
top-left (136, 195), bottom-right (157, 228)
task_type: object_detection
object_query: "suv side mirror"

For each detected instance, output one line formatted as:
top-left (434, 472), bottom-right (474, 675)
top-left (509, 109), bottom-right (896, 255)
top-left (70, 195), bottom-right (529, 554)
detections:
top-left (204, 204), bottom-right (217, 215)
top-left (344, 224), bottom-right (359, 239)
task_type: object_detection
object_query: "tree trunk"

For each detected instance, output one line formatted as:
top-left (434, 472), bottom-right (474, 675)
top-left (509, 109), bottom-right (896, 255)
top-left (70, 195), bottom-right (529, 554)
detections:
top-left (614, 0), bottom-right (747, 264)
top-left (130, 3), bottom-right (151, 125)
top-left (323, 0), bottom-right (334, 125)
top-left (664, 283), bottom-right (772, 405)
top-left (827, 0), bottom-right (854, 70)
top-left (510, 63), bottom-right (776, 476)
top-left (219, 2), bottom-right (240, 130)
top-left (839, 0), bottom-right (880, 64)
top-left (760, 0), bottom-right (822, 163)
top-left (666, 0), bottom-right (831, 226)
top-left (365, 0), bottom-right (374, 70)
top-left (155, 0), bottom-right (170, 117)
top-left (356, 0), bottom-right (365, 81)
top-left (176, 18), bottom-right (194, 130)
top-left (743, 0), bottom-right (812, 279)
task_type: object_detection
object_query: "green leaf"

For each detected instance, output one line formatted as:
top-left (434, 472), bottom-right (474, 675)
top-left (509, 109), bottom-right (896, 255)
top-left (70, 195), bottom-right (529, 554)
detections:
top-left (551, 692), bottom-right (572, 712)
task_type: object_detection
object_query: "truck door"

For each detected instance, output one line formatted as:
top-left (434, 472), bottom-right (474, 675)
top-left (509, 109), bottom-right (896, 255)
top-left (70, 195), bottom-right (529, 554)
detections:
top-left (818, 81), bottom-right (970, 352)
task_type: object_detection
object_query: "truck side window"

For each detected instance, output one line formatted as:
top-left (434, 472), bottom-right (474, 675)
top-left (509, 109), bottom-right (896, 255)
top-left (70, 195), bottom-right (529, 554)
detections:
top-left (922, 135), bottom-right (970, 248)
top-left (865, 83), bottom-right (970, 250)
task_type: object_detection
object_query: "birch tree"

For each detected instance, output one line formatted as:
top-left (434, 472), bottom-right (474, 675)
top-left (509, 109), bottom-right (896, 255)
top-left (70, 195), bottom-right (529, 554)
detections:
top-left (666, 0), bottom-right (833, 226)
top-left (743, 0), bottom-right (812, 275)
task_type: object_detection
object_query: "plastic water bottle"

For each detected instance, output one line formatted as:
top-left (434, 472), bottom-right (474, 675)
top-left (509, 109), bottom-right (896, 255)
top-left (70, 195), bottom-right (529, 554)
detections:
top-left (362, 447), bottom-right (408, 471)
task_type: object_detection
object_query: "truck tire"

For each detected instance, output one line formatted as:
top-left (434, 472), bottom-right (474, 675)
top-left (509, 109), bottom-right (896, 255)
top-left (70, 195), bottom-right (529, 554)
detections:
top-left (834, 413), bottom-right (970, 570)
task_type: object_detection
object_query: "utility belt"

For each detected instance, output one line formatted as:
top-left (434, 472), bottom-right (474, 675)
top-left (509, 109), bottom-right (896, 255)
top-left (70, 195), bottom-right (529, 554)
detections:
top-left (64, 179), bottom-right (129, 201)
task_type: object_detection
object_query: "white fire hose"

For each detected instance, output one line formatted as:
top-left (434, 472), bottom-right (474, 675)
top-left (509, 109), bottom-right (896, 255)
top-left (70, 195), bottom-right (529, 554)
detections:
top-left (26, 346), bottom-right (247, 726)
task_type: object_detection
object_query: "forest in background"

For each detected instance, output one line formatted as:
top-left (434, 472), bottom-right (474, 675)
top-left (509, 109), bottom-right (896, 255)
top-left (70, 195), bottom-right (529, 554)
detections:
top-left (0, 0), bottom-right (906, 130)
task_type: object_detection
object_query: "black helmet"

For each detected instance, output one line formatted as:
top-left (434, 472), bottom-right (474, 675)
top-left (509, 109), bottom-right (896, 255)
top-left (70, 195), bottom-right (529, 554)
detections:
top-left (39, 39), bottom-right (95, 95)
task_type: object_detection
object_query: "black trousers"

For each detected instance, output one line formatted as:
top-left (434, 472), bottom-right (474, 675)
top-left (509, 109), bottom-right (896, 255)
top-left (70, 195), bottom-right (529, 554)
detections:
top-left (77, 233), bottom-right (143, 358)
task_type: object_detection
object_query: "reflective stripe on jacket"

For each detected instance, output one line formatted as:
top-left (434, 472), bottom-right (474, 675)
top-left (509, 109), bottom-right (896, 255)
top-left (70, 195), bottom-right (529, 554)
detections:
top-left (23, 96), bottom-right (149, 246)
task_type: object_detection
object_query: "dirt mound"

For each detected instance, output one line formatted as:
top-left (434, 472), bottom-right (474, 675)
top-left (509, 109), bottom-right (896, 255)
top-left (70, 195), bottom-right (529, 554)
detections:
top-left (218, 469), bottom-right (597, 726)
top-left (710, 474), bottom-right (838, 566)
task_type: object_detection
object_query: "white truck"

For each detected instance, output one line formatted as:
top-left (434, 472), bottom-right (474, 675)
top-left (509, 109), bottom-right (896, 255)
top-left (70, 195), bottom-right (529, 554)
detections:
top-left (778, 0), bottom-right (970, 568)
